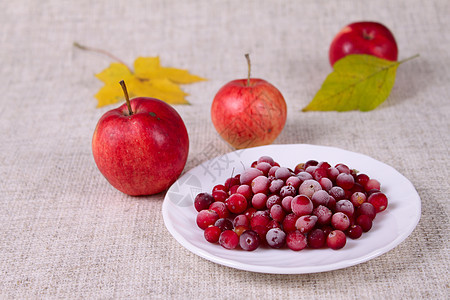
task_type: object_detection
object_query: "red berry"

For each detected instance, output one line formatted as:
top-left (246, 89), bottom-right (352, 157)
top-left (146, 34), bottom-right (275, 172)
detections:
top-left (225, 193), bottom-right (247, 214)
top-left (196, 209), bottom-right (219, 230)
top-left (219, 230), bottom-right (239, 249)
top-left (367, 192), bottom-right (388, 213)
top-left (204, 226), bottom-right (222, 243)
top-left (327, 230), bottom-right (346, 250)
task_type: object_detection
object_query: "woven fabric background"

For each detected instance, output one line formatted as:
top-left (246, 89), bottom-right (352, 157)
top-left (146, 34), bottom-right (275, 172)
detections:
top-left (0, 0), bottom-right (449, 298)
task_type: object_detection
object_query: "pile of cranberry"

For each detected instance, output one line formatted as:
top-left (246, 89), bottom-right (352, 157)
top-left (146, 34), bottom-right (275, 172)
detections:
top-left (194, 156), bottom-right (388, 251)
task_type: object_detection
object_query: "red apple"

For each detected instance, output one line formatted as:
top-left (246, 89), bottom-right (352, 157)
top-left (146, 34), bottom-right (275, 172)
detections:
top-left (211, 54), bottom-right (287, 149)
top-left (92, 81), bottom-right (189, 196)
top-left (329, 21), bottom-right (398, 66)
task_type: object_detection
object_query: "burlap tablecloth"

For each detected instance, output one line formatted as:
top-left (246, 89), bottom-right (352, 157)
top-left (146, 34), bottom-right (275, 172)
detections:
top-left (1, 0), bottom-right (448, 298)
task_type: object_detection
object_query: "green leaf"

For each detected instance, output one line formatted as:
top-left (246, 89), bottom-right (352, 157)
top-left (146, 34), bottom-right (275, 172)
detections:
top-left (302, 54), bottom-right (416, 112)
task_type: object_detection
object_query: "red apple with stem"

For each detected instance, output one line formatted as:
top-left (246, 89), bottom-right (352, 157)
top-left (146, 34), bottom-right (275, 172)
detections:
top-left (211, 54), bottom-right (287, 149)
top-left (92, 80), bottom-right (189, 196)
top-left (329, 21), bottom-right (398, 66)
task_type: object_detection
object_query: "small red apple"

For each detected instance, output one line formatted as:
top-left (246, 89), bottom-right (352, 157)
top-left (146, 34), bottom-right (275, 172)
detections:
top-left (329, 21), bottom-right (398, 66)
top-left (92, 81), bottom-right (189, 196)
top-left (211, 54), bottom-right (287, 149)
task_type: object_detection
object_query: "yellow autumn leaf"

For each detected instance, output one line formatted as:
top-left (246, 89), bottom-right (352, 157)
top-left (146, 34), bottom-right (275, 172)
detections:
top-left (95, 57), bottom-right (206, 107)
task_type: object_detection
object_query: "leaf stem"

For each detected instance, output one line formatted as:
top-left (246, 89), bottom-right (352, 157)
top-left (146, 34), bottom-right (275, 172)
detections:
top-left (398, 53), bottom-right (420, 64)
top-left (245, 53), bottom-right (251, 86)
top-left (119, 80), bottom-right (133, 115)
top-left (73, 42), bottom-right (133, 72)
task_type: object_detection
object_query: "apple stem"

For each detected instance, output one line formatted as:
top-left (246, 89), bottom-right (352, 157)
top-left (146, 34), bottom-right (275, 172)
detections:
top-left (245, 53), bottom-right (251, 86)
top-left (119, 80), bottom-right (133, 115)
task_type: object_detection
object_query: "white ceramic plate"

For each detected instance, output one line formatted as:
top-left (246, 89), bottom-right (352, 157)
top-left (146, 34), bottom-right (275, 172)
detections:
top-left (162, 144), bottom-right (421, 274)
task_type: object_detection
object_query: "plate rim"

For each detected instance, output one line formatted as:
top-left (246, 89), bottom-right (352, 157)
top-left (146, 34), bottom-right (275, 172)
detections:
top-left (162, 143), bottom-right (421, 274)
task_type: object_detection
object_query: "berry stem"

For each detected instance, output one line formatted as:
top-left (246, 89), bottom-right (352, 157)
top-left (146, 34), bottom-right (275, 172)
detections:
top-left (119, 80), bottom-right (133, 116)
top-left (245, 53), bottom-right (251, 86)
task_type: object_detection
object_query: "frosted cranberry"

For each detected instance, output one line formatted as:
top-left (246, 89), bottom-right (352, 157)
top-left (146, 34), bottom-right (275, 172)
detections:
top-left (257, 155), bottom-right (275, 166)
top-left (294, 163), bottom-right (305, 174)
top-left (296, 171), bottom-right (313, 183)
top-left (346, 224), bottom-right (363, 239)
top-left (209, 201), bottom-right (229, 219)
top-left (233, 214), bottom-right (250, 228)
top-left (269, 179), bottom-right (284, 194)
top-left (251, 175), bottom-right (270, 194)
top-left (350, 182), bottom-right (365, 194)
top-left (329, 186), bottom-right (345, 201)
top-left (234, 225), bottom-right (250, 236)
top-left (313, 205), bottom-right (332, 225)
top-left (282, 213), bottom-right (299, 233)
top-left (319, 177), bottom-right (333, 191)
top-left (356, 202), bottom-right (376, 220)
top-left (356, 173), bottom-right (370, 186)
top-left (365, 178), bottom-right (381, 191)
top-left (204, 226), bottom-right (221, 243)
top-left (307, 228), bottom-right (326, 248)
top-left (327, 195), bottom-right (336, 211)
top-left (224, 177), bottom-right (240, 190)
top-left (335, 163), bottom-right (350, 174)
top-left (212, 190), bottom-right (228, 202)
top-left (327, 167), bottom-right (340, 181)
top-left (219, 230), bottom-right (239, 249)
top-left (250, 214), bottom-right (270, 228)
top-left (266, 194), bottom-right (281, 209)
top-left (327, 230), bottom-right (346, 250)
top-left (356, 214), bottom-right (373, 232)
top-left (255, 162), bottom-right (272, 175)
top-left (239, 230), bottom-right (260, 251)
top-left (291, 195), bottom-right (314, 216)
top-left (350, 192), bottom-right (367, 207)
top-left (280, 185), bottom-right (296, 198)
top-left (335, 199), bottom-right (355, 217)
top-left (286, 176), bottom-right (301, 189)
top-left (331, 212), bottom-right (350, 231)
top-left (236, 184), bottom-right (252, 200)
top-left (336, 173), bottom-right (355, 190)
top-left (196, 209), bottom-right (219, 230)
top-left (225, 193), bottom-right (247, 214)
top-left (368, 192), bottom-right (388, 213)
top-left (313, 167), bottom-right (328, 181)
top-left (228, 185), bottom-right (239, 195)
top-left (251, 193), bottom-right (268, 210)
top-left (244, 207), bottom-right (257, 220)
top-left (299, 179), bottom-right (322, 198)
top-left (194, 192), bottom-right (214, 212)
top-left (295, 215), bottom-right (318, 233)
top-left (266, 228), bottom-right (286, 249)
top-left (251, 225), bottom-right (268, 242)
top-left (305, 159), bottom-right (318, 168)
top-left (214, 218), bottom-right (233, 231)
top-left (266, 220), bottom-right (281, 229)
top-left (270, 204), bottom-right (286, 223)
top-left (212, 184), bottom-right (228, 193)
top-left (305, 166), bottom-right (317, 175)
top-left (275, 167), bottom-right (292, 181)
top-left (311, 190), bottom-right (330, 207)
top-left (281, 196), bottom-right (293, 212)
top-left (317, 161), bottom-right (331, 169)
top-left (286, 230), bottom-right (307, 251)
top-left (268, 166), bottom-right (280, 177)
top-left (240, 168), bottom-right (263, 185)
